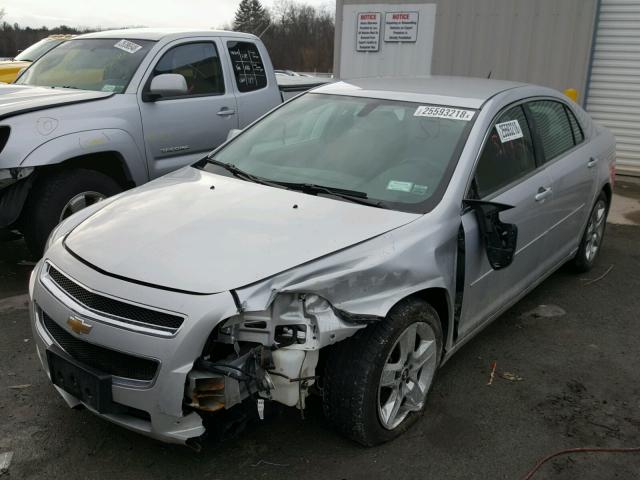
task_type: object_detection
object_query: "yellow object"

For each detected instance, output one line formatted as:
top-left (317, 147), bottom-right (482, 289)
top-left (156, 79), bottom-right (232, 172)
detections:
top-left (0, 60), bottom-right (31, 83)
top-left (0, 35), bottom-right (74, 84)
top-left (564, 88), bottom-right (579, 102)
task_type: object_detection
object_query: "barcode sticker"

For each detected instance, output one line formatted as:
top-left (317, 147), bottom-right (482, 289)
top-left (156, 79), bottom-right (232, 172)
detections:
top-left (414, 106), bottom-right (475, 121)
top-left (114, 39), bottom-right (142, 54)
top-left (495, 120), bottom-right (524, 143)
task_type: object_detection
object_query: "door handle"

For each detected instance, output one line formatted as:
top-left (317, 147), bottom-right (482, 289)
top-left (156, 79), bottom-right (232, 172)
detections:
top-left (587, 157), bottom-right (599, 168)
top-left (217, 108), bottom-right (236, 117)
top-left (534, 186), bottom-right (552, 202)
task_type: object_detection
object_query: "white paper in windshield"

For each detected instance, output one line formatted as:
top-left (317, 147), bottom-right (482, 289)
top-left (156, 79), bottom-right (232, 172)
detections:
top-left (114, 39), bottom-right (142, 54)
top-left (495, 119), bottom-right (524, 143)
top-left (414, 106), bottom-right (475, 121)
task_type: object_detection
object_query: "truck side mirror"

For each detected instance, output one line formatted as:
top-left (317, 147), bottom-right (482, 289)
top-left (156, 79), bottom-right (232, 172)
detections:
top-left (463, 199), bottom-right (518, 270)
top-left (144, 74), bottom-right (188, 101)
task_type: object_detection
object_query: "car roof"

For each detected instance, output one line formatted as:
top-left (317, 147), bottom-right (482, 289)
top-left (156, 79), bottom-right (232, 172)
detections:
top-left (313, 76), bottom-right (528, 109)
top-left (76, 28), bottom-right (257, 42)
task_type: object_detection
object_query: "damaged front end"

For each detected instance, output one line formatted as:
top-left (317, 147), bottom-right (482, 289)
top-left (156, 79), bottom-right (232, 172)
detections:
top-left (185, 293), bottom-right (365, 416)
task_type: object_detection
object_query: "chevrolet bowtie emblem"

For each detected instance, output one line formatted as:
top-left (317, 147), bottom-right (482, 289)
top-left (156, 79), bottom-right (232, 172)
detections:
top-left (67, 316), bottom-right (92, 335)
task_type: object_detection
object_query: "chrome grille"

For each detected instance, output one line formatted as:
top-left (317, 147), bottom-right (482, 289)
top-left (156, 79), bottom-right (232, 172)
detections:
top-left (41, 309), bottom-right (159, 381)
top-left (46, 264), bottom-right (183, 333)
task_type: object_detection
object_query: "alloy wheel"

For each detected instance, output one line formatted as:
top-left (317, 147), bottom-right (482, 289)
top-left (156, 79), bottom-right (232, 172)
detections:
top-left (585, 199), bottom-right (607, 262)
top-left (59, 191), bottom-right (106, 221)
top-left (377, 321), bottom-right (438, 430)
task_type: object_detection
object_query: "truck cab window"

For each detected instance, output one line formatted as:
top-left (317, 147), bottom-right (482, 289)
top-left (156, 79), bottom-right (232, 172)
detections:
top-left (152, 42), bottom-right (224, 96)
top-left (227, 41), bottom-right (267, 92)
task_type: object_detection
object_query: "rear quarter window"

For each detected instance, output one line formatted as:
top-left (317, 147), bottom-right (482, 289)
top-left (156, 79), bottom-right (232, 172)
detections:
top-left (565, 106), bottom-right (585, 144)
top-left (227, 41), bottom-right (267, 92)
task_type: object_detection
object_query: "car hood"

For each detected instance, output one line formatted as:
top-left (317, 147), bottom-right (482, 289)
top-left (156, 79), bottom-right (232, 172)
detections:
top-left (64, 167), bottom-right (419, 294)
top-left (0, 84), bottom-right (112, 119)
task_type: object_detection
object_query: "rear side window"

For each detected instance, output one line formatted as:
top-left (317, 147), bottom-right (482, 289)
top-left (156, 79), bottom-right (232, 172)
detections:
top-left (565, 106), bottom-right (585, 144)
top-left (227, 41), bottom-right (267, 92)
top-left (475, 105), bottom-right (537, 198)
top-left (527, 101), bottom-right (575, 162)
top-left (153, 42), bottom-right (224, 96)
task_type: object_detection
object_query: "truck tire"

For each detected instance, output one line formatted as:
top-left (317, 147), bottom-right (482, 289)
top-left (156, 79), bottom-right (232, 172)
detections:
top-left (322, 298), bottom-right (442, 446)
top-left (570, 191), bottom-right (609, 273)
top-left (22, 169), bottom-right (121, 257)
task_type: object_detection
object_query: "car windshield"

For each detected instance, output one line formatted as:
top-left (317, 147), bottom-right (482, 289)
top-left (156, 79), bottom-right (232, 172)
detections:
top-left (204, 93), bottom-right (475, 213)
top-left (16, 38), bottom-right (154, 93)
top-left (14, 38), bottom-right (63, 62)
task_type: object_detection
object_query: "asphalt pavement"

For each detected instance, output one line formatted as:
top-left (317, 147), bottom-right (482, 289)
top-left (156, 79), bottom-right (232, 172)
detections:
top-left (1, 180), bottom-right (639, 479)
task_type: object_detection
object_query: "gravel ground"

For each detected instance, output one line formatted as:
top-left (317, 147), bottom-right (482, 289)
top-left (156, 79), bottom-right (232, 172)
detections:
top-left (0, 181), bottom-right (639, 479)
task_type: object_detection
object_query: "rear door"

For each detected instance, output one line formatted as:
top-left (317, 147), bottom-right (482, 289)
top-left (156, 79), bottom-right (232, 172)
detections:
top-left (458, 104), bottom-right (554, 338)
top-left (525, 100), bottom-right (596, 263)
top-left (138, 39), bottom-right (238, 179)
top-left (223, 39), bottom-right (282, 128)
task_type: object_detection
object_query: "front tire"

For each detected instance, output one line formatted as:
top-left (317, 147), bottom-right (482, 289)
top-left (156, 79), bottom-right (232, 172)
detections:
top-left (570, 192), bottom-right (609, 273)
top-left (22, 169), bottom-right (121, 257)
top-left (323, 298), bottom-right (442, 446)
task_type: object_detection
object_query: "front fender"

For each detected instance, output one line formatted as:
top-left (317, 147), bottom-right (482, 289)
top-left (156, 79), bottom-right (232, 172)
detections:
top-left (236, 216), bottom-right (458, 320)
top-left (20, 129), bottom-right (148, 185)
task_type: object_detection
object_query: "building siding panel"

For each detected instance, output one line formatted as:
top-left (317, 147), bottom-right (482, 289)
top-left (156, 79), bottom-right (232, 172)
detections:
top-left (587, 0), bottom-right (640, 175)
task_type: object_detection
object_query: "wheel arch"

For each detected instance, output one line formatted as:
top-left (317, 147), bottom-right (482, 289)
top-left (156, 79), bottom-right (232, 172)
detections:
top-left (48, 151), bottom-right (135, 189)
top-left (392, 287), bottom-right (452, 357)
top-left (20, 128), bottom-right (148, 186)
top-left (602, 182), bottom-right (612, 206)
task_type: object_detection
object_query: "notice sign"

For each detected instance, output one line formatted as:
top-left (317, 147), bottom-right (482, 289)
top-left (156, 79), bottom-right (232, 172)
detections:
top-left (356, 12), bottom-right (381, 52)
top-left (384, 12), bottom-right (419, 43)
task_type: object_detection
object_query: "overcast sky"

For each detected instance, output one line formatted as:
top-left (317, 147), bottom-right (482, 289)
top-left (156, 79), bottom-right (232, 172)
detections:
top-left (2, 0), bottom-right (335, 29)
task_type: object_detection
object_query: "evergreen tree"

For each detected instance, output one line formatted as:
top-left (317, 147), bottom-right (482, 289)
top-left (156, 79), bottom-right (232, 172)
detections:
top-left (233, 0), bottom-right (270, 35)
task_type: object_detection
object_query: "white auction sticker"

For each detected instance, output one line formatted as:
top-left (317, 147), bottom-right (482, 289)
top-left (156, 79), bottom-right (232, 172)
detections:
top-left (495, 119), bottom-right (524, 143)
top-left (114, 39), bottom-right (142, 54)
top-left (414, 106), bottom-right (475, 121)
top-left (387, 180), bottom-right (414, 192)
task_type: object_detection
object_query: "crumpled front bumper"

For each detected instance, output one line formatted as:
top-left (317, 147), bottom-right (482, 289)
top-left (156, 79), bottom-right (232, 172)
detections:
top-left (29, 248), bottom-right (239, 445)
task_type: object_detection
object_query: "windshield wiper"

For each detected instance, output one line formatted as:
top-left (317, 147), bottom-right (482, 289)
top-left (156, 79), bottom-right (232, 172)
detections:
top-left (270, 181), bottom-right (385, 208)
top-left (206, 158), bottom-right (280, 187)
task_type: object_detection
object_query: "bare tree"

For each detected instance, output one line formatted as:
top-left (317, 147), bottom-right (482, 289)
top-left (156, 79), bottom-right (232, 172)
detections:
top-left (262, 0), bottom-right (334, 73)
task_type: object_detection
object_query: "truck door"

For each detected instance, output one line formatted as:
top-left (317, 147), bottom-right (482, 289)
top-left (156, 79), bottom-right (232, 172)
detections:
top-left (138, 39), bottom-right (238, 179)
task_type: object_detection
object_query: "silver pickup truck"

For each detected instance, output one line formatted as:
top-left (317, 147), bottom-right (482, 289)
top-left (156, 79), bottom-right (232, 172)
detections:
top-left (0, 28), bottom-right (326, 254)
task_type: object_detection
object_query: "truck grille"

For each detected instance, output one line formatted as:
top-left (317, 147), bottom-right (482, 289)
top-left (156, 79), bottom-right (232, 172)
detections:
top-left (47, 264), bottom-right (183, 333)
top-left (41, 310), bottom-right (159, 381)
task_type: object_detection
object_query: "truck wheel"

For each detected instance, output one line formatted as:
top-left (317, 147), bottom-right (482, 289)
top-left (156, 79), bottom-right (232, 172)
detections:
top-left (22, 169), bottom-right (121, 257)
top-left (322, 298), bottom-right (442, 446)
top-left (570, 192), bottom-right (609, 273)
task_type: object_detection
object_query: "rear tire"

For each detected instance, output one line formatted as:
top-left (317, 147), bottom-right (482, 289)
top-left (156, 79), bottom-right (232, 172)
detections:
top-left (570, 191), bottom-right (609, 273)
top-left (322, 298), bottom-right (442, 446)
top-left (22, 169), bottom-right (121, 257)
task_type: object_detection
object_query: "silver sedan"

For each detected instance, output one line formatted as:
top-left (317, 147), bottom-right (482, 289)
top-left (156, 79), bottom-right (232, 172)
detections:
top-left (30, 76), bottom-right (615, 447)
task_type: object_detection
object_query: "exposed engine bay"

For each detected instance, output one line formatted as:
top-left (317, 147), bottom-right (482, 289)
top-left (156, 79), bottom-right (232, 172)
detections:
top-left (185, 293), bottom-right (365, 415)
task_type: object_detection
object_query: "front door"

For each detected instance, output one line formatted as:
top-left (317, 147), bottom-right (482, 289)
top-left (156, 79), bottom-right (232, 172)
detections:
top-left (138, 39), bottom-right (238, 179)
top-left (457, 104), bottom-right (554, 339)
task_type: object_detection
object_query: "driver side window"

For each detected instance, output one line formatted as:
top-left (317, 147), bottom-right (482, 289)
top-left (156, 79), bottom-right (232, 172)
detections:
top-left (474, 105), bottom-right (537, 198)
top-left (151, 42), bottom-right (225, 97)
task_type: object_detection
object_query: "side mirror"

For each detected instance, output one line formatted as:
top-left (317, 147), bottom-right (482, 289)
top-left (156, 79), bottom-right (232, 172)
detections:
top-left (226, 129), bottom-right (242, 141)
top-left (145, 73), bottom-right (188, 101)
top-left (463, 199), bottom-right (518, 270)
